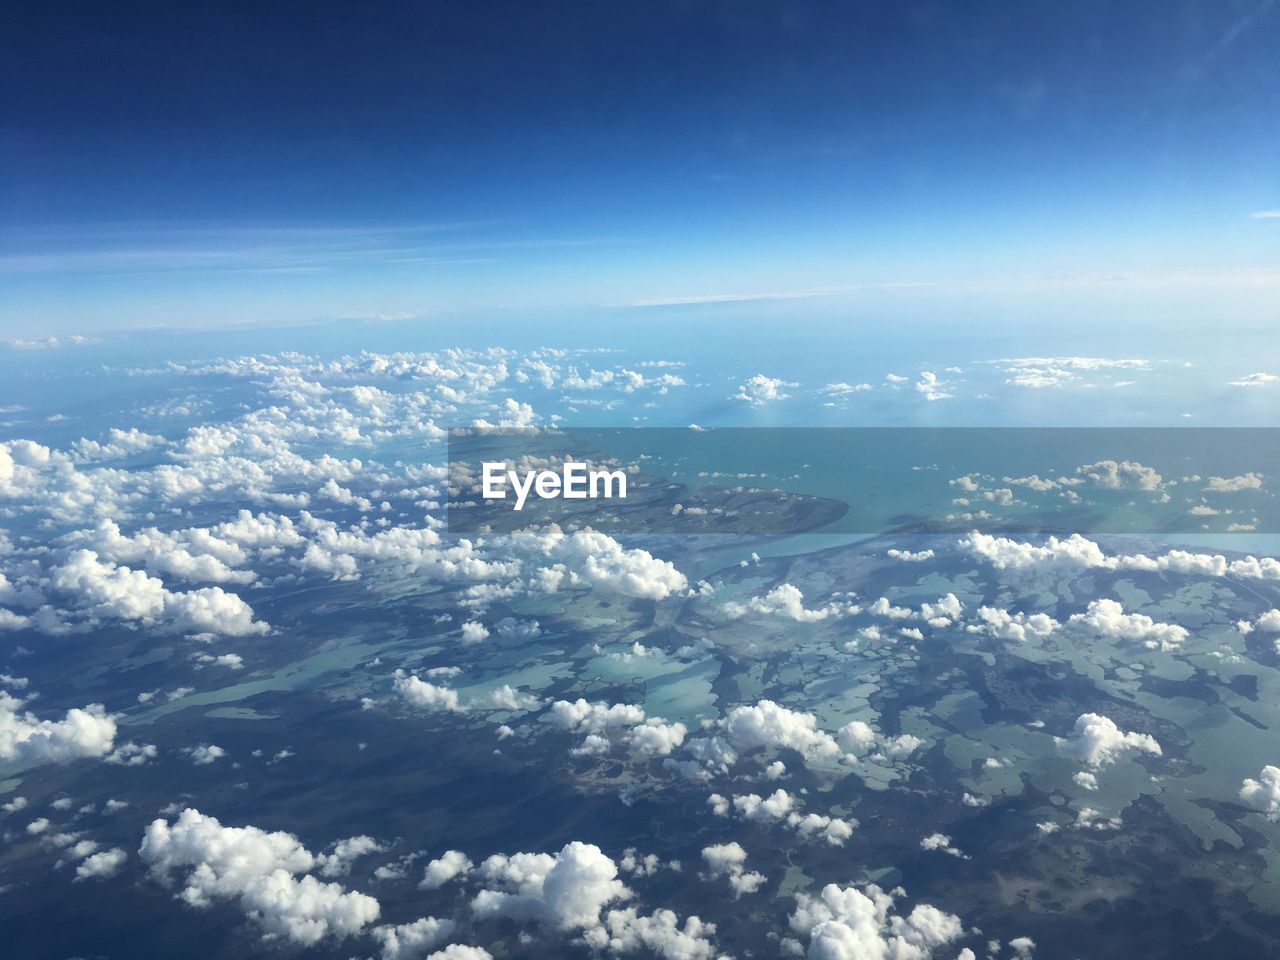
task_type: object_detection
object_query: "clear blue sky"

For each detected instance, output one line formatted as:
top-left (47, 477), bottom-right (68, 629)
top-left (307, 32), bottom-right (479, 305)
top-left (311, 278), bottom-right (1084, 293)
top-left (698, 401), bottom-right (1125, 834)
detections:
top-left (1, 0), bottom-right (1278, 336)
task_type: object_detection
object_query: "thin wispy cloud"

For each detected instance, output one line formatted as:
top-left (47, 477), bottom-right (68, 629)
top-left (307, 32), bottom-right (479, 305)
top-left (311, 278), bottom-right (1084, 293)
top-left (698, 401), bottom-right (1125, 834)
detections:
top-left (0, 223), bottom-right (619, 276)
top-left (1250, 210), bottom-right (1280, 219)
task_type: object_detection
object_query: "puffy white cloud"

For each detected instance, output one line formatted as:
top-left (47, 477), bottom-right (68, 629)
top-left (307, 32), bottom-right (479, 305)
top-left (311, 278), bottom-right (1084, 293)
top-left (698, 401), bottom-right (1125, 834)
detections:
top-left (733, 789), bottom-right (795, 822)
top-left (51, 549), bottom-right (267, 636)
top-left (887, 548), bottom-right (934, 562)
top-left (789, 882), bottom-right (964, 960)
top-left (626, 718), bottom-right (688, 757)
top-left (183, 744), bottom-right (226, 765)
top-left (915, 371), bottom-right (952, 401)
top-left (968, 606), bottom-right (1059, 642)
top-left (1073, 771), bottom-right (1098, 791)
top-left (139, 808), bottom-right (380, 945)
top-left (1075, 459), bottom-right (1163, 491)
top-left (1054, 713), bottom-right (1161, 770)
top-left (1069, 599), bottom-right (1188, 651)
top-left (1074, 806), bottom-right (1122, 831)
top-left (1240, 765), bottom-right (1280, 821)
top-left (373, 916), bottom-right (456, 960)
top-left (0, 690), bottom-right (116, 766)
top-left (318, 835), bottom-right (385, 877)
top-left (700, 841), bottom-right (765, 896)
top-left (962, 532), bottom-right (1280, 582)
top-left (528, 528), bottom-right (687, 601)
top-left (76, 847), bottom-right (127, 880)
top-left (488, 684), bottom-right (540, 712)
top-left (920, 833), bottom-right (965, 858)
top-left (394, 673), bottom-right (464, 712)
top-left (470, 841), bottom-right (629, 932)
top-left (724, 583), bottom-right (853, 622)
top-left (424, 947), bottom-right (492, 960)
top-left (786, 812), bottom-right (856, 847)
top-left (715, 788), bottom-right (855, 846)
top-left (721, 700), bottom-right (841, 766)
top-left (734, 374), bottom-right (796, 405)
top-left (82, 519), bottom-right (254, 584)
top-left (836, 720), bottom-right (877, 755)
top-left (460, 621), bottom-right (490, 644)
top-left (596, 907), bottom-right (720, 960)
top-left (1205, 473), bottom-right (1263, 493)
top-left (421, 850), bottom-right (474, 890)
top-left (546, 698), bottom-right (685, 758)
top-left (549, 699), bottom-right (645, 733)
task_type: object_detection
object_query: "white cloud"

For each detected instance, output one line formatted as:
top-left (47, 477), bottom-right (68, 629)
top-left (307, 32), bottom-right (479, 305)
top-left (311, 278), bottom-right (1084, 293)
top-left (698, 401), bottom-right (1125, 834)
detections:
top-left (1069, 599), bottom-right (1188, 651)
top-left (721, 700), bottom-right (841, 766)
top-left (373, 916), bottom-right (456, 960)
top-left (961, 531), bottom-right (1280, 582)
top-left (700, 841), bottom-right (765, 896)
top-left (394, 672), bottom-right (464, 712)
top-left (183, 744), bottom-right (227, 765)
top-left (460, 621), bottom-right (490, 644)
top-left (140, 808), bottom-right (381, 945)
top-left (52, 549), bottom-right (267, 636)
top-left (421, 850), bottom-right (474, 890)
top-left (915, 371), bottom-right (952, 401)
top-left (723, 583), bottom-right (852, 622)
top-left (527, 528), bottom-right (688, 601)
top-left (1205, 472), bottom-right (1263, 492)
top-left (318, 835), bottom-right (385, 877)
top-left (0, 690), bottom-right (116, 766)
top-left (1054, 713), bottom-right (1161, 770)
top-left (968, 606), bottom-right (1059, 642)
top-left (1229, 372), bottom-right (1278, 386)
top-left (920, 833), bottom-right (965, 858)
top-left (76, 847), bottom-right (127, 880)
top-left (595, 908), bottom-right (721, 960)
top-left (470, 841), bottom-right (629, 932)
top-left (1240, 765), bottom-right (1280, 821)
top-left (789, 882), bottom-right (965, 960)
top-left (734, 374), bottom-right (796, 405)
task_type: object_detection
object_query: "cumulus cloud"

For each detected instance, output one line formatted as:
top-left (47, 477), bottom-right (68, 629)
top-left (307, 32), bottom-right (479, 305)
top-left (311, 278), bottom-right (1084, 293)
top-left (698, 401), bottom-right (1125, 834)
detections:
top-left (1069, 599), bottom-right (1188, 651)
top-left (789, 882), bottom-right (965, 960)
top-left (394, 672), bottom-right (464, 712)
top-left (1240, 765), bottom-right (1280, 821)
top-left (373, 916), bottom-right (457, 960)
top-left (182, 744), bottom-right (227, 765)
top-left (592, 907), bottom-right (720, 959)
top-left (920, 833), bottom-right (966, 858)
top-left (470, 841), bottom-right (629, 932)
top-left (421, 850), bottom-right (474, 890)
top-left (545, 698), bottom-right (683, 758)
top-left (700, 842), bottom-right (765, 896)
top-left (961, 532), bottom-right (1280, 582)
top-left (525, 528), bottom-right (687, 601)
top-left (1205, 473), bottom-right (1263, 493)
top-left (1229, 372), bottom-right (1278, 387)
top-left (723, 583), bottom-right (853, 622)
top-left (720, 700), bottom-right (842, 767)
top-left (52, 549), bottom-right (268, 636)
top-left (0, 690), bottom-right (116, 766)
top-left (1054, 713), bottom-right (1161, 770)
top-left (76, 847), bottom-right (127, 880)
top-left (734, 374), bottom-right (796, 405)
top-left (968, 606), bottom-right (1059, 642)
top-left (140, 808), bottom-right (381, 945)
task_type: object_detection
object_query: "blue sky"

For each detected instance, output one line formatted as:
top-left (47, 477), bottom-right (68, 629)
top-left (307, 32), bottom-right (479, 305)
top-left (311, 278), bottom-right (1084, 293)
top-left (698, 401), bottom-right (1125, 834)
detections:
top-left (1, 0), bottom-right (1278, 337)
